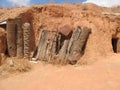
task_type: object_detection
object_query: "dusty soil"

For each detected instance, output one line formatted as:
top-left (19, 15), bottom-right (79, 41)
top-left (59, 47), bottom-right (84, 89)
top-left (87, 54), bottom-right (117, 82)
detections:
top-left (0, 54), bottom-right (120, 90)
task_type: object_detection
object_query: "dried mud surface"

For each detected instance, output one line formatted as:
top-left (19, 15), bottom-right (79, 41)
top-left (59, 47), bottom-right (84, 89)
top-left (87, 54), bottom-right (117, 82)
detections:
top-left (0, 3), bottom-right (120, 63)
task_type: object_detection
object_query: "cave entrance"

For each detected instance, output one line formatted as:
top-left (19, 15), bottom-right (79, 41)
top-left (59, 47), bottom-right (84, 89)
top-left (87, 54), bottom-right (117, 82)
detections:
top-left (0, 20), bottom-right (7, 30)
top-left (0, 20), bottom-right (8, 56)
top-left (112, 38), bottom-right (119, 53)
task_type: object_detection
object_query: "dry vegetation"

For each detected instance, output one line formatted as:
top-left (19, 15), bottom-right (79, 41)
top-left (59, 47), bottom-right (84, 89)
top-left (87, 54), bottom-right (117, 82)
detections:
top-left (0, 57), bottom-right (31, 79)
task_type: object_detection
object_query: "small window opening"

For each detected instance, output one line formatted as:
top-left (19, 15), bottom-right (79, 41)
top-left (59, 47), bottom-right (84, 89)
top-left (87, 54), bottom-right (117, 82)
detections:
top-left (5, 42), bottom-right (10, 57)
top-left (0, 24), bottom-right (6, 30)
top-left (112, 38), bottom-right (118, 53)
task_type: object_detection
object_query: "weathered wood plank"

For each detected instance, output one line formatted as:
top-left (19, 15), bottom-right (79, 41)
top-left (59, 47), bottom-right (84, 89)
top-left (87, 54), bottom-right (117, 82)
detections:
top-left (7, 19), bottom-right (17, 57)
top-left (68, 27), bottom-right (91, 64)
top-left (58, 39), bottom-right (70, 60)
top-left (16, 17), bottom-right (24, 58)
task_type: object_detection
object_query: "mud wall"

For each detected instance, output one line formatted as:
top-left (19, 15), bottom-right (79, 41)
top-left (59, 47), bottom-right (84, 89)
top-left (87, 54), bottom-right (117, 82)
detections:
top-left (19, 5), bottom-right (120, 63)
top-left (0, 27), bottom-right (6, 54)
top-left (0, 4), bottom-right (119, 63)
top-left (29, 5), bottom-right (120, 64)
top-left (19, 11), bottom-right (35, 52)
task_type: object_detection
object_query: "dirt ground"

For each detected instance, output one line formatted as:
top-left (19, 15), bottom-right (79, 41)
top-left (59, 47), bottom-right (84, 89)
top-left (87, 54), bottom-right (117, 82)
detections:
top-left (0, 3), bottom-right (120, 90)
top-left (0, 54), bottom-right (120, 90)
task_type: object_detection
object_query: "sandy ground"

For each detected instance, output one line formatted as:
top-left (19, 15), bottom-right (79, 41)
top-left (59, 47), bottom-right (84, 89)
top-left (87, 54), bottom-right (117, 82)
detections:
top-left (0, 54), bottom-right (120, 90)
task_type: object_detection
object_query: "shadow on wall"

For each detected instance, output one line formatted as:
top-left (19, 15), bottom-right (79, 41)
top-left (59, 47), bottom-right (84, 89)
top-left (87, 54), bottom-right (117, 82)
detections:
top-left (0, 21), bottom-right (7, 55)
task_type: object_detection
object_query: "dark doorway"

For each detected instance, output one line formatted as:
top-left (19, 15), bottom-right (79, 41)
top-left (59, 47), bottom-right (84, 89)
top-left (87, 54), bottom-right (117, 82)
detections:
top-left (112, 38), bottom-right (118, 53)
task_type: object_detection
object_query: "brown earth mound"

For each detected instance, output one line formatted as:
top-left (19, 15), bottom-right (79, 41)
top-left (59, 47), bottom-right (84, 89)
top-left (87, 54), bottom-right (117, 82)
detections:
top-left (0, 3), bottom-right (120, 64)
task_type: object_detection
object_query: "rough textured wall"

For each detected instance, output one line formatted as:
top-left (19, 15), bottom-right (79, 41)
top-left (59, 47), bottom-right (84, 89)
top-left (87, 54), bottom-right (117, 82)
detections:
top-left (0, 4), bottom-right (119, 63)
top-left (0, 27), bottom-right (6, 54)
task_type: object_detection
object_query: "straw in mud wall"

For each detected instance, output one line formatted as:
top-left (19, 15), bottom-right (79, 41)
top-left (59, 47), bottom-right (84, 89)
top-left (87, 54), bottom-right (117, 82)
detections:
top-left (16, 17), bottom-right (24, 58)
top-left (23, 23), bottom-right (30, 59)
top-left (7, 19), bottom-right (17, 57)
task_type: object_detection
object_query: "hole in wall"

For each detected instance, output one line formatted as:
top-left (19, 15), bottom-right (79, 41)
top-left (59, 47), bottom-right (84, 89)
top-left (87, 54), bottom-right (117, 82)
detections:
top-left (112, 38), bottom-right (118, 53)
top-left (0, 24), bottom-right (6, 30)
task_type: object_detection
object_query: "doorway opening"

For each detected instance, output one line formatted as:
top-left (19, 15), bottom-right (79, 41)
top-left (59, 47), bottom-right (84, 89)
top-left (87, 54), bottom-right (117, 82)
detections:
top-left (112, 38), bottom-right (118, 53)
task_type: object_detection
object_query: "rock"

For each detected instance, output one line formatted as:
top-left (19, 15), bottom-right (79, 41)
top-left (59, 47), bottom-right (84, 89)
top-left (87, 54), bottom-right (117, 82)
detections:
top-left (8, 59), bottom-right (14, 67)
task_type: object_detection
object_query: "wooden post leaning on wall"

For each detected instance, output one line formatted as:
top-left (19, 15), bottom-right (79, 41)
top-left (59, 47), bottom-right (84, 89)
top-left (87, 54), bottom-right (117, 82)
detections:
top-left (15, 17), bottom-right (24, 58)
top-left (7, 19), bottom-right (17, 57)
top-left (23, 23), bottom-right (30, 59)
top-left (45, 31), bottom-right (58, 62)
top-left (68, 27), bottom-right (91, 64)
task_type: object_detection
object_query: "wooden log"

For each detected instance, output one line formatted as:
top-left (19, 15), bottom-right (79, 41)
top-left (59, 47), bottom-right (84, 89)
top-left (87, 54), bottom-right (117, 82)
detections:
top-left (68, 27), bottom-right (91, 64)
top-left (67, 26), bottom-right (81, 57)
top-left (41, 30), bottom-right (58, 61)
top-left (73, 27), bottom-right (91, 52)
top-left (7, 19), bottom-right (17, 57)
top-left (32, 30), bottom-right (47, 60)
top-left (16, 17), bottom-right (24, 58)
top-left (32, 30), bottom-right (60, 62)
top-left (50, 32), bottom-right (57, 54)
top-left (32, 30), bottom-right (43, 60)
top-left (58, 39), bottom-right (70, 60)
top-left (23, 22), bottom-right (30, 59)
top-left (45, 31), bottom-right (57, 61)
top-left (37, 30), bottom-right (49, 60)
